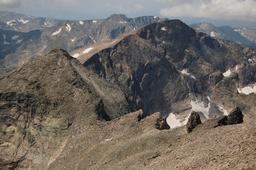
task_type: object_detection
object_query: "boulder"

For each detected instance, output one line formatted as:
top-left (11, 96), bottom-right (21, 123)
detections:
top-left (218, 107), bottom-right (243, 126)
top-left (137, 112), bottom-right (143, 122)
top-left (95, 99), bottom-right (111, 121)
top-left (186, 112), bottom-right (202, 133)
top-left (155, 116), bottom-right (170, 130)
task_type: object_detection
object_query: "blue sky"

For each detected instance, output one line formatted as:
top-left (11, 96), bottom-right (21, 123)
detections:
top-left (0, 0), bottom-right (256, 27)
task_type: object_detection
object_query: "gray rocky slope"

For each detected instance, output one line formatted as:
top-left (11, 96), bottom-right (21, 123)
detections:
top-left (1, 20), bottom-right (256, 169)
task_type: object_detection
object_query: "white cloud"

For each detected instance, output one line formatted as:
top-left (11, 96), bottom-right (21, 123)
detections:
top-left (1, 0), bottom-right (256, 26)
top-left (160, 0), bottom-right (256, 21)
top-left (0, 0), bottom-right (20, 8)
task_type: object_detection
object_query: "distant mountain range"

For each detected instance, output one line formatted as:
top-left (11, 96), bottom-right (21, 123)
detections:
top-left (191, 23), bottom-right (256, 48)
top-left (0, 11), bottom-right (255, 75)
top-left (0, 11), bottom-right (164, 74)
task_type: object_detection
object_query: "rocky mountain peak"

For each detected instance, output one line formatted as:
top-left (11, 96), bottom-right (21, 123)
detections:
top-left (137, 19), bottom-right (196, 45)
top-left (47, 48), bottom-right (74, 60)
top-left (138, 19), bottom-right (195, 35)
top-left (193, 22), bottom-right (216, 30)
top-left (107, 14), bottom-right (129, 21)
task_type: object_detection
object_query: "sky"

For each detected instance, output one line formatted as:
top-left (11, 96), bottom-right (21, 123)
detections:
top-left (0, 0), bottom-right (255, 27)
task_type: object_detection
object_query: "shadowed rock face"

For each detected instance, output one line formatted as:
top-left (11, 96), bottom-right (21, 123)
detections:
top-left (186, 112), bottom-right (202, 133)
top-left (84, 19), bottom-right (256, 120)
top-left (84, 34), bottom-right (188, 117)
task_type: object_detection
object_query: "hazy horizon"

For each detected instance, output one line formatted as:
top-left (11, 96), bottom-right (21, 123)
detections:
top-left (0, 0), bottom-right (256, 27)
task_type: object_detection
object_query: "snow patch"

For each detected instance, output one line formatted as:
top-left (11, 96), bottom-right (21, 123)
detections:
top-left (104, 138), bottom-right (113, 142)
top-left (72, 47), bottom-right (94, 58)
top-left (210, 31), bottom-right (217, 37)
top-left (72, 53), bottom-right (80, 58)
top-left (12, 35), bottom-right (19, 40)
top-left (52, 28), bottom-right (62, 36)
top-left (161, 27), bottom-right (168, 31)
top-left (217, 104), bottom-right (229, 116)
top-left (248, 58), bottom-right (256, 64)
top-left (223, 69), bottom-right (232, 77)
top-left (79, 21), bottom-right (84, 25)
top-left (82, 47), bottom-right (94, 54)
top-left (66, 24), bottom-right (72, 32)
top-left (166, 113), bottom-right (186, 129)
top-left (180, 69), bottom-right (196, 79)
top-left (223, 65), bottom-right (242, 77)
top-left (17, 18), bottom-right (29, 24)
top-left (235, 65), bottom-right (240, 71)
top-left (190, 99), bottom-right (210, 119)
top-left (16, 39), bottom-right (23, 44)
top-left (248, 58), bottom-right (253, 63)
top-left (71, 37), bottom-right (76, 42)
top-left (119, 21), bottom-right (127, 24)
top-left (234, 28), bottom-right (241, 32)
top-left (237, 84), bottom-right (256, 95)
top-left (43, 21), bottom-right (53, 27)
top-left (6, 20), bottom-right (16, 26)
top-left (3, 34), bottom-right (10, 45)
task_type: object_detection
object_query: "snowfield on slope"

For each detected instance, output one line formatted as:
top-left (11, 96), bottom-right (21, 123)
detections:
top-left (237, 83), bottom-right (256, 95)
top-left (82, 47), bottom-right (94, 54)
top-left (52, 28), bottom-right (62, 36)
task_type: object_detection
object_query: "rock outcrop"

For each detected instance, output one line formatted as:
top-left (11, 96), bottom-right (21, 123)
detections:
top-left (218, 107), bottom-right (244, 126)
top-left (155, 116), bottom-right (170, 130)
top-left (186, 112), bottom-right (202, 133)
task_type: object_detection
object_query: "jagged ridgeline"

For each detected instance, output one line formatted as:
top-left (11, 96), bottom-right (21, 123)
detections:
top-left (1, 19), bottom-right (256, 169)
top-left (0, 11), bottom-right (164, 74)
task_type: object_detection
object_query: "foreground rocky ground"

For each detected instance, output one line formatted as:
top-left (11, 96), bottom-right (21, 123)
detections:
top-left (49, 110), bottom-right (256, 170)
top-left (1, 102), bottom-right (255, 169)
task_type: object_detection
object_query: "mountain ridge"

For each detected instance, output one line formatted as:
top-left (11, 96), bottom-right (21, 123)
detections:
top-left (0, 11), bottom-right (164, 74)
top-left (192, 22), bottom-right (256, 48)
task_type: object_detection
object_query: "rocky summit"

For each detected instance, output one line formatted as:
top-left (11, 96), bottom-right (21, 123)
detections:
top-left (0, 19), bottom-right (256, 170)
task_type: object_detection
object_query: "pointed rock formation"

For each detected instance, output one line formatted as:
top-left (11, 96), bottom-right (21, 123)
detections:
top-left (186, 112), bottom-right (202, 133)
